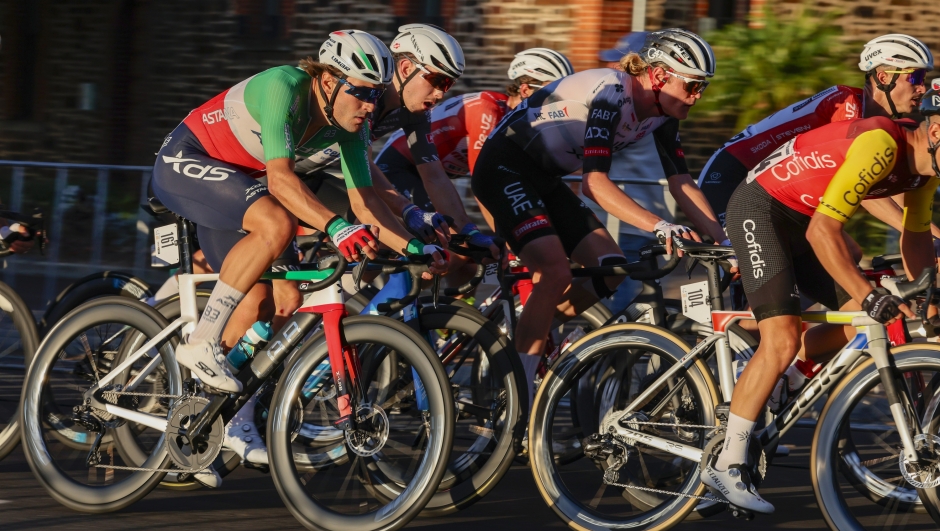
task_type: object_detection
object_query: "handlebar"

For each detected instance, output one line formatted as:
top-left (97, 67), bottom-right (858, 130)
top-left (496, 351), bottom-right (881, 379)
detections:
top-left (881, 266), bottom-right (938, 330)
top-left (357, 255), bottom-right (433, 313)
top-left (442, 235), bottom-right (506, 297)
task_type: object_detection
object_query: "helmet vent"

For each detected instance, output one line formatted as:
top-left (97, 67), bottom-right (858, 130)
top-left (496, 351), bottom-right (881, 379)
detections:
top-left (350, 53), bottom-right (366, 70)
top-left (431, 55), bottom-right (459, 79)
top-left (336, 42), bottom-right (343, 56)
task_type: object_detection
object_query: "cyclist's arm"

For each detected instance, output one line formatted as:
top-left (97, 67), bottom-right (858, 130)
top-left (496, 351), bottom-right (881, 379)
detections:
top-left (368, 158), bottom-right (411, 215)
top-left (807, 128), bottom-right (899, 303)
top-left (405, 117), bottom-right (473, 230)
top-left (265, 157), bottom-right (338, 230)
top-left (882, 191), bottom-right (940, 240)
top-left (653, 121), bottom-right (725, 243)
top-left (899, 176), bottom-right (939, 280)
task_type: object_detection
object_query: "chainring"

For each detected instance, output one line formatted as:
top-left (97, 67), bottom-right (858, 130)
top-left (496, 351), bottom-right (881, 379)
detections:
top-left (166, 396), bottom-right (224, 472)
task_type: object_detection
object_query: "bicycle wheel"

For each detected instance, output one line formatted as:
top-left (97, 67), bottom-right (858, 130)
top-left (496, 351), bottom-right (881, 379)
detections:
top-left (812, 344), bottom-right (940, 530)
top-left (418, 304), bottom-right (527, 514)
top-left (21, 297), bottom-right (182, 513)
top-left (0, 281), bottom-right (40, 460)
top-left (530, 323), bottom-right (720, 531)
top-left (39, 272), bottom-right (151, 334)
top-left (268, 315), bottom-right (454, 531)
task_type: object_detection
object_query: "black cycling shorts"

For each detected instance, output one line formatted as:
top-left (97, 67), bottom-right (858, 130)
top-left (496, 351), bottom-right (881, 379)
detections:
top-left (375, 148), bottom-right (435, 212)
top-left (152, 123), bottom-right (295, 272)
top-left (698, 148), bottom-right (749, 227)
top-left (725, 181), bottom-right (850, 321)
top-left (471, 134), bottom-right (604, 255)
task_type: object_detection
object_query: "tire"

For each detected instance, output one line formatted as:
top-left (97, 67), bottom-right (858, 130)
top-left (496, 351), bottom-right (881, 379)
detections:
top-left (268, 315), bottom-right (454, 531)
top-left (20, 297), bottom-right (181, 513)
top-left (812, 345), bottom-right (940, 530)
top-left (529, 323), bottom-right (720, 531)
top-left (39, 272), bottom-right (151, 334)
top-left (417, 305), bottom-right (527, 515)
top-left (0, 281), bottom-right (40, 460)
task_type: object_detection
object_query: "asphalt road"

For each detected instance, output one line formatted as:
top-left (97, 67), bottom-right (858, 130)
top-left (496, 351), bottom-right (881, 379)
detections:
top-left (0, 426), bottom-right (934, 531)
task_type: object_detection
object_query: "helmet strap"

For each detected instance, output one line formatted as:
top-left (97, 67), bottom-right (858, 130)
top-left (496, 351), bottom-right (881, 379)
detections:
top-left (395, 59), bottom-right (423, 112)
top-left (872, 71), bottom-right (902, 119)
top-left (317, 75), bottom-right (344, 128)
top-left (648, 68), bottom-right (667, 116)
top-left (926, 117), bottom-right (940, 179)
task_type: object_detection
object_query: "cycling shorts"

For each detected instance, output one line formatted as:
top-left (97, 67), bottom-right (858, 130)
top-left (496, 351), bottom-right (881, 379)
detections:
top-left (471, 134), bottom-right (604, 255)
top-left (375, 148), bottom-right (435, 212)
top-left (152, 123), bottom-right (295, 272)
top-left (697, 148), bottom-right (749, 227)
top-left (725, 181), bottom-right (850, 321)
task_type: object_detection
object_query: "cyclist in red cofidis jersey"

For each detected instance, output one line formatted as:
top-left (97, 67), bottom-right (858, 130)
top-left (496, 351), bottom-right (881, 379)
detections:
top-left (703, 89), bottom-right (940, 513)
top-left (470, 29), bottom-right (729, 408)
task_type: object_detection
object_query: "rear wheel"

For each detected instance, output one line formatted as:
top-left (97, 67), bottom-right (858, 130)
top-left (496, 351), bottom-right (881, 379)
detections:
top-left (0, 281), bottom-right (39, 460)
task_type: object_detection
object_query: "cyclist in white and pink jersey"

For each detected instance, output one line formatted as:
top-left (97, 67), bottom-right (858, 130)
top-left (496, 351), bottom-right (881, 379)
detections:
top-left (375, 48), bottom-right (574, 244)
top-left (698, 34), bottom-right (934, 226)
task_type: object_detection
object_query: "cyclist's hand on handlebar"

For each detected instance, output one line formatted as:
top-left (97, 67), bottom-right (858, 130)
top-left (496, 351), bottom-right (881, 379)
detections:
top-left (862, 289), bottom-right (915, 324)
top-left (1, 224), bottom-right (35, 254)
top-left (654, 220), bottom-right (699, 256)
top-left (406, 239), bottom-right (449, 278)
top-left (402, 204), bottom-right (450, 245)
top-left (458, 223), bottom-right (501, 262)
top-left (719, 238), bottom-right (741, 280)
top-left (327, 216), bottom-right (379, 261)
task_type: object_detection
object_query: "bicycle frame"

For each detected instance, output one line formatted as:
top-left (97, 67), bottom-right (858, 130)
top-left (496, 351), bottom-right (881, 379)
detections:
top-left (607, 309), bottom-right (924, 467)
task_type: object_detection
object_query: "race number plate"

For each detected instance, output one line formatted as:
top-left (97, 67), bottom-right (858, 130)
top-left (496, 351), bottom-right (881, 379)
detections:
top-left (481, 262), bottom-right (500, 285)
top-left (152, 224), bottom-right (180, 267)
top-left (680, 280), bottom-right (711, 325)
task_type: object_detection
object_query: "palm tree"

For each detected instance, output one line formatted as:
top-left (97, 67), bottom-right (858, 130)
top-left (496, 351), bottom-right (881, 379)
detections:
top-left (691, 4), bottom-right (859, 130)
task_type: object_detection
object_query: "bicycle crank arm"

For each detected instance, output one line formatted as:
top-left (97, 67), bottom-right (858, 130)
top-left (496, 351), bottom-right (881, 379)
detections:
top-left (613, 427), bottom-right (704, 463)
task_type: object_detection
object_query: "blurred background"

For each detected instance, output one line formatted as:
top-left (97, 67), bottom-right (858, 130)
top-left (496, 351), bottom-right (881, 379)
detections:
top-left (0, 0), bottom-right (938, 310)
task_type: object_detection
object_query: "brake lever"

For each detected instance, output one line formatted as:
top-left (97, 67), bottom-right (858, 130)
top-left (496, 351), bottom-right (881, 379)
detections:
top-left (432, 274), bottom-right (441, 309)
top-left (353, 257), bottom-right (369, 291)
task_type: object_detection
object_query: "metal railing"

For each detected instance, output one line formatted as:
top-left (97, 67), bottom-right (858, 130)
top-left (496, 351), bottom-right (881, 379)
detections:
top-left (0, 160), bottom-right (154, 307)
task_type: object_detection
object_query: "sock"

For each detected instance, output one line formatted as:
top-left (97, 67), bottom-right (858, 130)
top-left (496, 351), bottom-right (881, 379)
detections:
top-left (519, 353), bottom-right (541, 419)
top-left (784, 364), bottom-right (807, 393)
top-left (153, 275), bottom-right (180, 303)
top-left (715, 412), bottom-right (755, 471)
top-left (188, 280), bottom-right (245, 344)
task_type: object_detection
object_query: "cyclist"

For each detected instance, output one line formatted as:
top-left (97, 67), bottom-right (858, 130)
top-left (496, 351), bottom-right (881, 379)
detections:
top-left (374, 47), bottom-right (574, 278)
top-left (702, 86), bottom-right (940, 513)
top-left (698, 34), bottom-right (934, 229)
top-left (471, 29), bottom-right (728, 407)
top-left (293, 25), bottom-right (502, 258)
top-left (151, 30), bottom-right (446, 400)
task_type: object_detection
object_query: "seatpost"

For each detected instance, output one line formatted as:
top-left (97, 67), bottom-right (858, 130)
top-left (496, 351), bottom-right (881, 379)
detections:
top-left (702, 258), bottom-right (724, 311)
top-left (177, 217), bottom-right (194, 274)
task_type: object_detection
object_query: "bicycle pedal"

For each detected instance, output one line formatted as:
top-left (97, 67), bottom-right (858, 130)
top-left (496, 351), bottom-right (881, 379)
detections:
top-left (243, 461), bottom-right (270, 474)
top-left (728, 504), bottom-right (755, 521)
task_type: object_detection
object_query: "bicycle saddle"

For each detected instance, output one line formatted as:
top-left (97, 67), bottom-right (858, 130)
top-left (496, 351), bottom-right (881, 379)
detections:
top-left (673, 237), bottom-right (735, 258)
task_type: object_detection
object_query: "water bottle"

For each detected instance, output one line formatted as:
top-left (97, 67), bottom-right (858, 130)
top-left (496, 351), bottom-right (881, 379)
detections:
top-left (226, 321), bottom-right (273, 370)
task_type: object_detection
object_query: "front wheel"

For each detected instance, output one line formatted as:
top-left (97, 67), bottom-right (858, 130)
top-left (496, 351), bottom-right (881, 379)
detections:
top-left (812, 345), bottom-right (940, 530)
top-left (268, 315), bottom-right (454, 531)
top-left (0, 281), bottom-right (40, 461)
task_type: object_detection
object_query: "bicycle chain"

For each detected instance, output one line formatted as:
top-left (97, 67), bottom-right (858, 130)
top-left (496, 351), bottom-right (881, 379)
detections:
top-left (602, 418), bottom-right (729, 504)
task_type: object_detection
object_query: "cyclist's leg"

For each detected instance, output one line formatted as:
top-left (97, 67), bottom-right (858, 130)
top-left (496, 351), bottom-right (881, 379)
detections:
top-left (794, 248), bottom-right (857, 364)
top-left (272, 279), bottom-right (302, 331)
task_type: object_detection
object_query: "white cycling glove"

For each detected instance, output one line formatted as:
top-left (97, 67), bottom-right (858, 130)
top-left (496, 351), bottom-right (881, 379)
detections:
top-left (653, 220), bottom-right (692, 244)
top-left (720, 238), bottom-right (739, 269)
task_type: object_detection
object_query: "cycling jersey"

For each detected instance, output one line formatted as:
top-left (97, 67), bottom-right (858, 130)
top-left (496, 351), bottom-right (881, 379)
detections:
top-left (294, 92), bottom-right (437, 175)
top-left (698, 85), bottom-right (863, 223)
top-left (377, 91), bottom-right (510, 178)
top-left (747, 116), bottom-right (935, 231)
top-left (490, 68), bottom-right (689, 178)
top-left (182, 65), bottom-right (372, 189)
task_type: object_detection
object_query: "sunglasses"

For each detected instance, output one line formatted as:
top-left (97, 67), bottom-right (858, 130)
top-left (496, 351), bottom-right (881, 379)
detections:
top-left (336, 77), bottom-right (384, 104)
top-left (883, 68), bottom-right (928, 86)
top-left (666, 70), bottom-right (709, 95)
top-left (416, 63), bottom-right (457, 93)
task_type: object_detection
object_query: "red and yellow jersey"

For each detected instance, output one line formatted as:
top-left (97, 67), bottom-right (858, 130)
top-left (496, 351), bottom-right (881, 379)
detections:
top-left (747, 116), bottom-right (936, 232)
top-left (377, 91), bottom-right (510, 177)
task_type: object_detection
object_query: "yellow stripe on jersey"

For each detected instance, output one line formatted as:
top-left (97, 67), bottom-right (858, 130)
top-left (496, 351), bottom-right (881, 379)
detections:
top-left (902, 175), bottom-right (939, 232)
top-left (816, 129), bottom-right (898, 223)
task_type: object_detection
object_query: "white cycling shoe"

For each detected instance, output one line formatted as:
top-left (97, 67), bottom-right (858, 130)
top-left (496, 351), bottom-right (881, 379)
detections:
top-left (176, 338), bottom-right (243, 393)
top-left (192, 467), bottom-right (222, 488)
top-left (701, 462), bottom-right (774, 514)
top-left (223, 395), bottom-right (268, 466)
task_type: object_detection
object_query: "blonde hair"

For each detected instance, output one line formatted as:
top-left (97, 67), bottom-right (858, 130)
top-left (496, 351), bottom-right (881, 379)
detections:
top-left (619, 52), bottom-right (651, 76)
top-left (506, 75), bottom-right (541, 97)
top-left (298, 57), bottom-right (343, 79)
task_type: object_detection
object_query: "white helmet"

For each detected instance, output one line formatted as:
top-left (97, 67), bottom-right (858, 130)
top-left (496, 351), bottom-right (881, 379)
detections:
top-left (390, 24), bottom-right (465, 79)
top-left (858, 33), bottom-right (933, 72)
top-left (640, 28), bottom-right (716, 78)
top-left (319, 30), bottom-right (393, 85)
top-left (507, 48), bottom-right (574, 83)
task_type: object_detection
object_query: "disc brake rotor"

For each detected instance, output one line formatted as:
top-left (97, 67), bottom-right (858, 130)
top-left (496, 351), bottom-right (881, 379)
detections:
top-left (166, 396), bottom-right (224, 472)
top-left (345, 404), bottom-right (389, 457)
top-left (900, 433), bottom-right (940, 489)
